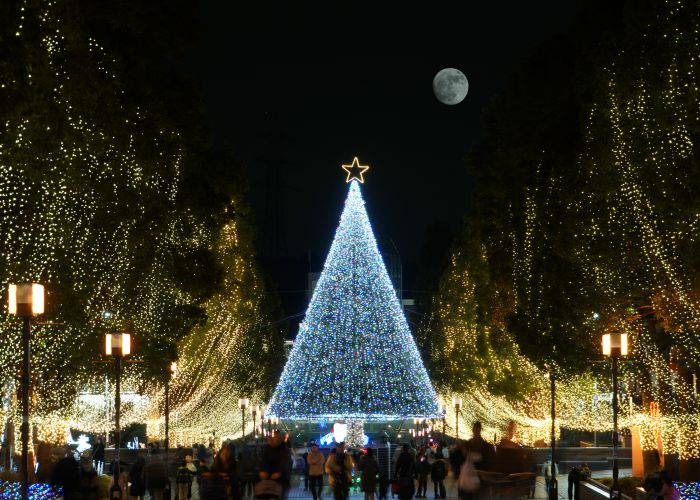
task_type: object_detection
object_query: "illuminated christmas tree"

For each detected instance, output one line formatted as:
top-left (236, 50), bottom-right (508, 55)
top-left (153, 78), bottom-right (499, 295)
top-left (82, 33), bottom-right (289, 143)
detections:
top-left (266, 158), bottom-right (440, 421)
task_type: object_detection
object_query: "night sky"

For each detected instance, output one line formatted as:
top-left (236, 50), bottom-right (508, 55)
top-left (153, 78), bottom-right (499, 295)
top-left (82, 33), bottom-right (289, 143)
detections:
top-left (184, 3), bottom-right (582, 316)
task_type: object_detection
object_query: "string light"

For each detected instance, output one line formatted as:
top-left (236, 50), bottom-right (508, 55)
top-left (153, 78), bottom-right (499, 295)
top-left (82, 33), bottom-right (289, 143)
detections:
top-left (266, 177), bottom-right (440, 421)
top-left (340, 157), bottom-right (370, 184)
top-left (427, 0), bottom-right (700, 461)
top-left (0, 0), bottom-right (278, 446)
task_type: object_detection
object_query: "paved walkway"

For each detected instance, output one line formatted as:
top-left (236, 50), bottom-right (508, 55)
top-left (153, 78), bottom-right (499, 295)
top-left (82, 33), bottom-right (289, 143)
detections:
top-left (176, 469), bottom-right (632, 499)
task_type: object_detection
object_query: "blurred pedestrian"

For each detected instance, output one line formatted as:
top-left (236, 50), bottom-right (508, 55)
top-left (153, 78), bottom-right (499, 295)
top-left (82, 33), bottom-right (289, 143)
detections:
top-left (431, 452), bottom-right (447, 499)
top-left (176, 457), bottom-right (194, 500)
top-left (51, 448), bottom-right (81, 500)
top-left (144, 454), bottom-right (169, 500)
top-left (658, 470), bottom-right (680, 500)
top-left (93, 437), bottom-right (105, 475)
top-left (258, 431), bottom-right (291, 499)
top-left (307, 443), bottom-right (325, 500)
top-left (360, 448), bottom-right (378, 500)
top-left (416, 451), bottom-right (430, 498)
top-left (79, 456), bottom-right (99, 500)
top-left (128, 456), bottom-right (146, 500)
top-left (542, 452), bottom-right (558, 498)
top-left (200, 447), bottom-right (236, 500)
top-left (464, 422), bottom-right (494, 470)
top-left (325, 442), bottom-right (354, 500)
top-left (394, 444), bottom-right (415, 500)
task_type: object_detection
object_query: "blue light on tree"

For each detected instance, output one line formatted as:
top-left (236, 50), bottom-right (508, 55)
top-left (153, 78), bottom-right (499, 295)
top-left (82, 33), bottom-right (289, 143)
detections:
top-left (266, 164), bottom-right (440, 421)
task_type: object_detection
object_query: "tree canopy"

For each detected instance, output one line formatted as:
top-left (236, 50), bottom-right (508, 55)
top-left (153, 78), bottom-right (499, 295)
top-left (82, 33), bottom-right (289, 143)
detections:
top-left (425, 0), bottom-right (700, 431)
top-left (0, 0), bottom-right (283, 437)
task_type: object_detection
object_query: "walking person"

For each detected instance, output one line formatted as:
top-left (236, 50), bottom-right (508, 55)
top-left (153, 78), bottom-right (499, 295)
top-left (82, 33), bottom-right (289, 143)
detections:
top-left (144, 454), bottom-right (169, 500)
top-left (185, 455), bottom-right (197, 499)
top-left (307, 443), bottom-right (325, 500)
top-left (128, 456), bottom-right (146, 500)
top-left (195, 456), bottom-right (209, 499)
top-left (464, 422), bottom-right (494, 471)
top-left (394, 444), bottom-right (416, 500)
top-left (566, 463), bottom-right (590, 500)
top-left (258, 431), bottom-right (291, 499)
top-left (238, 449), bottom-right (257, 498)
top-left (658, 470), bottom-right (681, 500)
top-left (176, 458), bottom-right (194, 500)
top-left (451, 439), bottom-right (480, 500)
top-left (92, 437), bottom-right (105, 475)
top-left (79, 456), bottom-right (99, 500)
top-left (430, 452), bottom-right (447, 499)
top-left (416, 451), bottom-right (430, 498)
top-left (200, 447), bottom-right (235, 500)
top-left (325, 442), bottom-right (355, 500)
top-left (303, 448), bottom-right (310, 491)
top-left (542, 452), bottom-right (558, 498)
top-left (51, 447), bottom-right (82, 500)
top-left (197, 444), bottom-right (208, 464)
top-left (360, 448), bottom-right (379, 500)
top-left (378, 469), bottom-right (389, 500)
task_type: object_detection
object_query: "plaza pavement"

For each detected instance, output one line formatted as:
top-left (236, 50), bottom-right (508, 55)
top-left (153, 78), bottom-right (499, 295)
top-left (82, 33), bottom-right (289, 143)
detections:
top-left (175, 469), bottom-right (633, 499)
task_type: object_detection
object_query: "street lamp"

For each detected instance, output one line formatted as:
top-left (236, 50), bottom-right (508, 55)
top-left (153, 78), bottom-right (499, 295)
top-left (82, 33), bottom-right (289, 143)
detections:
top-left (251, 404), bottom-right (261, 442)
top-left (548, 366), bottom-right (558, 500)
top-left (268, 416), bottom-right (278, 434)
top-left (441, 405), bottom-right (447, 436)
top-left (165, 360), bottom-right (177, 494)
top-left (603, 331), bottom-right (628, 499)
top-left (452, 396), bottom-right (462, 439)
top-left (8, 283), bottom-right (44, 500)
top-left (239, 398), bottom-right (249, 440)
top-left (105, 332), bottom-right (131, 500)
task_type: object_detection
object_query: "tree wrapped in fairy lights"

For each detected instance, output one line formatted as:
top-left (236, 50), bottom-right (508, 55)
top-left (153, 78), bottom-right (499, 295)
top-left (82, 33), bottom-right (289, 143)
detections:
top-left (266, 159), bottom-right (440, 421)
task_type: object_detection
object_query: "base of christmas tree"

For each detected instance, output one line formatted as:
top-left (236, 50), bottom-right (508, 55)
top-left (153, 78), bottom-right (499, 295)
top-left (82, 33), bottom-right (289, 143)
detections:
top-left (345, 419), bottom-right (366, 448)
top-left (267, 417), bottom-right (442, 449)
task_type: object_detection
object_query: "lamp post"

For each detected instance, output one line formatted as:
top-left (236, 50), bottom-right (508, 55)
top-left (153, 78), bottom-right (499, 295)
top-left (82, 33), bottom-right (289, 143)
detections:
top-left (8, 283), bottom-right (44, 500)
top-left (165, 360), bottom-right (176, 495)
top-left (603, 331), bottom-right (628, 499)
top-left (452, 396), bottom-right (462, 439)
top-left (441, 405), bottom-right (446, 436)
top-left (239, 398), bottom-right (249, 440)
top-left (251, 405), bottom-right (260, 442)
top-left (548, 367), bottom-right (558, 500)
top-left (105, 332), bottom-right (131, 499)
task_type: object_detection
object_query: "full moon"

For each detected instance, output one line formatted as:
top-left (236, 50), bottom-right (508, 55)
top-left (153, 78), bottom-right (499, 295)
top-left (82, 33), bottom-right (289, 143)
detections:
top-left (433, 68), bottom-right (469, 105)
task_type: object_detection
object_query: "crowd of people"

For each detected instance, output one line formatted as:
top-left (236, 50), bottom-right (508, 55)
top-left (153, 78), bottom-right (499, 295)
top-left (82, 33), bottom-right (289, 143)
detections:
top-left (46, 421), bottom-right (682, 500)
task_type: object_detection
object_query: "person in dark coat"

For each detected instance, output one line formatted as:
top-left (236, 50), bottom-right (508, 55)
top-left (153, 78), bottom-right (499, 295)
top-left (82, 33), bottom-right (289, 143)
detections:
top-left (51, 449), bottom-right (81, 500)
top-left (464, 422), bottom-right (494, 471)
top-left (177, 457), bottom-right (194, 500)
top-left (201, 446), bottom-right (239, 500)
top-left (129, 456), bottom-right (146, 500)
top-left (416, 451), bottom-right (430, 498)
top-left (144, 454), bottom-right (169, 500)
top-left (378, 470), bottom-right (389, 500)
top-left (430, 453), bottom-right (447, 499)
top-left (92, 437), bottom-right (105, 474)
top-left (259, 431), bottom-right (292, 498)
top-left (325, 442), bottom-right (354, 500)
top-left (79, 456), bottom-right (99, 500)
top-left (394, 445), bottom-right (415, 500)
top-left (238, 449), bottom-right (258, 498)
top-left (360, 448), bottom-right (379, 500)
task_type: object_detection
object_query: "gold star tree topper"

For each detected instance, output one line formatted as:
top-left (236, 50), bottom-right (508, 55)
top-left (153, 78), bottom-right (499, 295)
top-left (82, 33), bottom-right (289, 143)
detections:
top-left (341, 157), bottom-right (370, 183)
